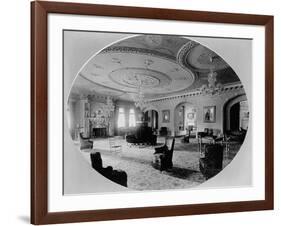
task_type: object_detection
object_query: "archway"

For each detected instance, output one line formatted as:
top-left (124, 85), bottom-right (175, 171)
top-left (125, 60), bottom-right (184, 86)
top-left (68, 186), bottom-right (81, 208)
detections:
top-left (144, 109), bottom-right (159, 130)
top-left (223, 94), bottom-right (249, 132)
top-left (174, 102), bottom-right (197, 136)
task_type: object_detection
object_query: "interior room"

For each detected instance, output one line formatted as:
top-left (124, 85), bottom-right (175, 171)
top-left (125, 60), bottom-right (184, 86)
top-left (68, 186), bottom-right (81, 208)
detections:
top-left (66, 33), bottom-right (249, 191)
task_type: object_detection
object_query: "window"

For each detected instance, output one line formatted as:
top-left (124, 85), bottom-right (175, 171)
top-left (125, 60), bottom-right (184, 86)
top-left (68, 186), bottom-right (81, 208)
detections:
top-left (117, 108), bottom-right (125, 128)
top-left (129, 108), bottom-right (136, 127)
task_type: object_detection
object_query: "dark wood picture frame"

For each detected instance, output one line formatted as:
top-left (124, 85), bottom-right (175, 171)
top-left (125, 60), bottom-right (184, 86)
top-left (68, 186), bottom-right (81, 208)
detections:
top-left (31, 1), bottom-right (274, 225)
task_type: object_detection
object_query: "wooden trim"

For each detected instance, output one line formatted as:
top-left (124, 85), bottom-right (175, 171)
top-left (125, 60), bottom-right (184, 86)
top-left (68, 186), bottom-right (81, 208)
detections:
top-left (264, 17), bottom-right (274, 210)
top-left (38, 1), bottom-right (272, 25)
top-left (31, 1), bottom-right (274, 224)
top-left (31, 1), bottom-right (48, 224)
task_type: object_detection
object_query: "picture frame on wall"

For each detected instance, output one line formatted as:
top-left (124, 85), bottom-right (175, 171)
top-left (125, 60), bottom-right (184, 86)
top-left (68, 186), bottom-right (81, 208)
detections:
top-left (162, 110), bottom-right (170, 123)
top-left (187, 112), bottom-right (195, 120)
top-left (31, 1), bottom-right (274, 225)
top-left (203, 106), bottom-right (216, 123)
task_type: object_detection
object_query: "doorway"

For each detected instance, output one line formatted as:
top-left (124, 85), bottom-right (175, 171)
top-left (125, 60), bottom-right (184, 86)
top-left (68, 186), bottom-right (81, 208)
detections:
top-left (224, 95), bottom-right (249, 132)
top-left (144, 110), bottom-right (159, 130)
top-left (174, 102), bottom-right (197, 136)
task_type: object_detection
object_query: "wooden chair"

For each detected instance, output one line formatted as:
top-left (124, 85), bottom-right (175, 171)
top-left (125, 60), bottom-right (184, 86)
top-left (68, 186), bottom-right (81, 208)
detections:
top-left (109, 137), bottom-right (122, 154)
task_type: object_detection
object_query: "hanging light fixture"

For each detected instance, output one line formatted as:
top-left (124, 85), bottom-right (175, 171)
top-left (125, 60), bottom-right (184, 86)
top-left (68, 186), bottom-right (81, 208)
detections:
top-left (200, 70), bottom-right (224, 96)
top-left (134, 85), bottom-right (148, 112)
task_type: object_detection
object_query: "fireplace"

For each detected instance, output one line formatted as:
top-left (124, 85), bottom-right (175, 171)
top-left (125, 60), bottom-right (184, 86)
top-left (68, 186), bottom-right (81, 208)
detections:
top-left (92, 127), bottom-right (107, 137)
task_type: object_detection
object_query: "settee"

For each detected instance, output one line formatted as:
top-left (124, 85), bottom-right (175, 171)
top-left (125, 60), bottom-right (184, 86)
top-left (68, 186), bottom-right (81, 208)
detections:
top-left (90, 152), bottom-right (128, 187)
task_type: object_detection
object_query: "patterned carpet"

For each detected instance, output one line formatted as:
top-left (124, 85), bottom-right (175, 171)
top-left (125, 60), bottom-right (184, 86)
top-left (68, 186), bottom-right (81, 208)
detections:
top-left (79, 137), bottom-right (242, 191)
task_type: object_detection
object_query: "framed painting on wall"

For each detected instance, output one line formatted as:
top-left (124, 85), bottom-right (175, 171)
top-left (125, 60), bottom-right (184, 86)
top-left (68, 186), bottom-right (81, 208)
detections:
top-left (31, 1), bottom-right (273, 225)
top-left (162, 110), bottom-right (170, 123)
top-left (203, 106), bottom-right (216, 123)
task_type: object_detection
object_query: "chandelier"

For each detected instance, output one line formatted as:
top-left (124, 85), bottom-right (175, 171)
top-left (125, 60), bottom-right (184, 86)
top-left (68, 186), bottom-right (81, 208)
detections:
top-left (200, 70), bottom-right (224, 96)
top-left (134, 86), bottom-right (148, 112)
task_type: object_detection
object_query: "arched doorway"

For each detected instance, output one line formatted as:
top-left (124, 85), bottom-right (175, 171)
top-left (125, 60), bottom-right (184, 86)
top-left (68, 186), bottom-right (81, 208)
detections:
top-left (144, 109), bottom-right (159, 130)
top-left (174, 102), bottom-right (197, 136)
top-left (223, 94), bottom-right (249, 132)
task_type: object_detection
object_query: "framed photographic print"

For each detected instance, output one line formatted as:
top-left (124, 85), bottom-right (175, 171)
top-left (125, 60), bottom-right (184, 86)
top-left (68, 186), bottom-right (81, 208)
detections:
top-left (31, 1), bottom-right (274, 225)
top-left (162, 110), bottom-right (170, 123)
top-left (203, 106), bottom-right (216, 123)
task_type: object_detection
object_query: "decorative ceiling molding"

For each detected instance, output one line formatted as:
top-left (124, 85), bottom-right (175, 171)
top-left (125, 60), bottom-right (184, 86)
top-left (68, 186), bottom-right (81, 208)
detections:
top-left (71, 35), bottom-right (243, 103)
top-left (101, 46), bottom-right (176, 62)
top-left (79, 73), bottom-right (126, 96)
top-left (147, 83), bottom-right (244, 103)
top-left (177, 41), bottom-right (228, 73)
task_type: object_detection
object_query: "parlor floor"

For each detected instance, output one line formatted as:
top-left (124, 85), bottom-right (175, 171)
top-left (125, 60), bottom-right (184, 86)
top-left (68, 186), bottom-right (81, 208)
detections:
top-left (77, 137), bottom-right (242, 191)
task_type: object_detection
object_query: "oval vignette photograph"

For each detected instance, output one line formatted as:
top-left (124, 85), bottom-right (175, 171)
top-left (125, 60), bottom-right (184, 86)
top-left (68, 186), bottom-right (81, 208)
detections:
top-left (64, 31), bottom-right (251, 194)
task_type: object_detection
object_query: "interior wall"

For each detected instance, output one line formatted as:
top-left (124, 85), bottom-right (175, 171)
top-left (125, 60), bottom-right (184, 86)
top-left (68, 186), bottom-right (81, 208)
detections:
top-left (150, 88), bottom-right (246, 135)
top-left (67, 97), bottom-right (87, 140)
top-left (66, 100), bottom-right (76, 139)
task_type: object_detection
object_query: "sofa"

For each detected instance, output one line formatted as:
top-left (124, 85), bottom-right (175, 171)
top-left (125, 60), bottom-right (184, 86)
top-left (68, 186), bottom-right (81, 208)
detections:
top-left (225, 128), bottom-right (247, 142)
top-left (90, 152), bottom-right (128, 187)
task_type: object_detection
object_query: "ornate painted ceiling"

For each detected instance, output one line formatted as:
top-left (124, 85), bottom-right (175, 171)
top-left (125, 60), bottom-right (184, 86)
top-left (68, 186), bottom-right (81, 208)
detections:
top-left (71, 34), bottom-right (241, 101)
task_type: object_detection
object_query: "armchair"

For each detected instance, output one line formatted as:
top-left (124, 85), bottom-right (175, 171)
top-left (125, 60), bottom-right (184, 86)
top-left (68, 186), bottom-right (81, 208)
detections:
top-left (159, 127), bottom-right (168, 136)
top-left (152, 137), bottom-right (175, 171)
top-left (199, 143), bottom-right (224, 179)
top-left (79, 132), bottom-right (93, 150)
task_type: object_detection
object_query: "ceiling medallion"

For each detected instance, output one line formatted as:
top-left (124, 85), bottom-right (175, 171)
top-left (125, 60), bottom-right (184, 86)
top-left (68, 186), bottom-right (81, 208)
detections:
top-left (108, 67), bottom-right (171, 89)
top-left (200, 71), bottom-right (224, 96)
top-left (124, 73), bottom-right (160, 88)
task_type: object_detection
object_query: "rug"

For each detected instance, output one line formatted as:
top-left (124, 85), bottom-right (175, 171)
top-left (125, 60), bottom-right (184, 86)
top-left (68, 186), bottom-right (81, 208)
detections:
top-left (79, 137), bottom-right (241, 191)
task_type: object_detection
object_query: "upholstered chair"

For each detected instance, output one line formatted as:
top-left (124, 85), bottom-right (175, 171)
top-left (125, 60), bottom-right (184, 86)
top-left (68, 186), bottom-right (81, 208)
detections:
top-left (152, 137), bottom-right (175, 171)
top-left (79, 132), bottom-right (93, 150)
top-left (159, 127), bottom-right (168, 136)
top-left (199, 143), bottom-right (224, 179)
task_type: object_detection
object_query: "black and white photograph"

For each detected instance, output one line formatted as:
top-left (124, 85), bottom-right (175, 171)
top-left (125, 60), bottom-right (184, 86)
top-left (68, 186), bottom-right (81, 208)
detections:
top-left (64, 31), bottom-right (251, 194)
